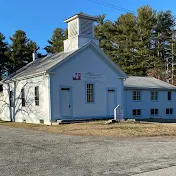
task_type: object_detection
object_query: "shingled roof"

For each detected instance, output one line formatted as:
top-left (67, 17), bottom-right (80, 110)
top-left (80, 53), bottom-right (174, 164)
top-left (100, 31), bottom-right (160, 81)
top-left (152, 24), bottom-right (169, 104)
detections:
top-left (9, 50), bottom-right (75, 80)
top-left (124, 76), bottom-right (176, 90)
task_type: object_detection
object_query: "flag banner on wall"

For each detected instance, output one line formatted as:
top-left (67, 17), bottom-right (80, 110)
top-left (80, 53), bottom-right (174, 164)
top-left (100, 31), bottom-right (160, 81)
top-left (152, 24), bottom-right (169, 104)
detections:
top-left (73, 73), bottom-right (81, 80)
top-left (73, 72), bottom-right (105, 82)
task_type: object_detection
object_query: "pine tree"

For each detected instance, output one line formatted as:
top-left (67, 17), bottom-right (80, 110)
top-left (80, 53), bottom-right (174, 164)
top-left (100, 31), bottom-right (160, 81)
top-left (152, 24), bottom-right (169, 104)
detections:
top-left (0, 32), bottom-right (9, 79)
top-left (134, 6), bottom-right (159, 76)
top-left (9, 30), bottom-right (39, 74)
top-left (95, 14), bottom-right (115, 60)
top-left (113, 13), bottom-right (138, 75)
top-left (44, 28), bottom-right (66, 54)
top-left (153, 11), bottom-right (174, 80)
top-left (95, 7), bottom-right (176, 79)
top-left (155, 11), bottom-right (173, 56)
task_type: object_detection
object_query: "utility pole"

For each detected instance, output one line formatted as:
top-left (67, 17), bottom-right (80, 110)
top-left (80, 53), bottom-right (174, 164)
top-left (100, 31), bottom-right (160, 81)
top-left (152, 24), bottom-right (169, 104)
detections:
top-left (165, 45), bottom-right (172, 84)
top-left (165, 17), bottom-right (175, 84)
top-left (171, 19), bottom-right (175, 84)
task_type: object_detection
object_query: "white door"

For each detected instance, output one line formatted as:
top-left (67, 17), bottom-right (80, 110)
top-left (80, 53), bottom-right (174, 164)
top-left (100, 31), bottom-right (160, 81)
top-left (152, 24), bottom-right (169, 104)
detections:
top-left (107, 90), bottom-right (115, 116)
top-left (61, 88), bottom-right (71, 117)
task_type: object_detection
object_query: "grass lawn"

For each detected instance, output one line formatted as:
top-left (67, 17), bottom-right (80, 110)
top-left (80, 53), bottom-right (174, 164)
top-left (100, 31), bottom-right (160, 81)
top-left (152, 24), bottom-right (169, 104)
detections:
top-left (1, 120), bottom-right (176, 138)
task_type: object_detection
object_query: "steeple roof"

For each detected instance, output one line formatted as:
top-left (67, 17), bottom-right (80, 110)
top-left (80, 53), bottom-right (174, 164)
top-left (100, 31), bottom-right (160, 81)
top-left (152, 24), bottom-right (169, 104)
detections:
top-left (64, 12), bottom-right (98, 23)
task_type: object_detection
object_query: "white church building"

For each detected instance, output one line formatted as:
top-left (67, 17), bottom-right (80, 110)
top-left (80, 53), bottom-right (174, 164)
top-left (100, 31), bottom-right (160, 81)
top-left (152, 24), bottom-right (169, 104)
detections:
top-left (0, 12), bottom-right (176, 125)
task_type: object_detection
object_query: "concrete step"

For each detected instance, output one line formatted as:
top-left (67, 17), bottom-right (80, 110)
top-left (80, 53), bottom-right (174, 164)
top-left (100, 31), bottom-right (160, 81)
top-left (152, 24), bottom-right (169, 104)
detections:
top-left (51, 118), bottom-right (114, 125)
top-left (51, 122), bottom-right (59, 126)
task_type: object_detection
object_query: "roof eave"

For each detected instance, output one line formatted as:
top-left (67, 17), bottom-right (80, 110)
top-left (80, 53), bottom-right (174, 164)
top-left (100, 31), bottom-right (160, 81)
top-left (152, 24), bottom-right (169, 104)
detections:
top-left (10, 71), bottom-right (47, 81)
top-left (124, 87), bottom-right (176, 91)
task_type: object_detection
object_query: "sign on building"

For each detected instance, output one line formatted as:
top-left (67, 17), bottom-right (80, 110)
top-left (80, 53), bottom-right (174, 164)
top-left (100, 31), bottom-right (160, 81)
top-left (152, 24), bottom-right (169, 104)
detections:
top-left (73, 72), bottom-right (105, 82)
top-left (73, 73), bottom-right (81, 80)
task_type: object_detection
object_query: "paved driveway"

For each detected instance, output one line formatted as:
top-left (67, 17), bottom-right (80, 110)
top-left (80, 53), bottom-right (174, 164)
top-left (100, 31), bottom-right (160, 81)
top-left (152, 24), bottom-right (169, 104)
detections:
top-left (1, 125), bottom-right (176, 176)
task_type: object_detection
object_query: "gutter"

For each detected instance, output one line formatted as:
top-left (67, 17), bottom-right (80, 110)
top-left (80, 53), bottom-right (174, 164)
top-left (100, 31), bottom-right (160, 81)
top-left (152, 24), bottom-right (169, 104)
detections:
top-left (124, 87), bottom-right (176, 91)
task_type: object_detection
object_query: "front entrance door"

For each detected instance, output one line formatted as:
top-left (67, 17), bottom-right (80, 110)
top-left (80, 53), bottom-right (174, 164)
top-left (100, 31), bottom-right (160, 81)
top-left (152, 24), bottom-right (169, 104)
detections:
top-left (107, 89), bottom-right (116, 116)
top-left (61, 88), bottom-right (71, 118)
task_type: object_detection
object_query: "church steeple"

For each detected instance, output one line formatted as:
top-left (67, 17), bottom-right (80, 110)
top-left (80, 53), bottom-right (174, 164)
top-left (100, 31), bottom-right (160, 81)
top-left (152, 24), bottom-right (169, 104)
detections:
top-left (63, 12), bottom-right (99, 52)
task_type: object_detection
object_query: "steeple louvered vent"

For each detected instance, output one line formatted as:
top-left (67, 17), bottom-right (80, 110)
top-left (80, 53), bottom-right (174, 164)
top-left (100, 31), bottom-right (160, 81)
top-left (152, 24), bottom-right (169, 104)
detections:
top-left (80, 19), bottom-right (93, 37)
top-left (68, 20), bottom-right (77, 38)
top-left (64, 12), bottom-right (99, 52)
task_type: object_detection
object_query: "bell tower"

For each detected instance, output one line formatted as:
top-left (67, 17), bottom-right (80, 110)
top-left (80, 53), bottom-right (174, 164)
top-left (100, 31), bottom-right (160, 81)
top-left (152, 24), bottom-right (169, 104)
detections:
top-left (63, 12), bottom-right (99, 52)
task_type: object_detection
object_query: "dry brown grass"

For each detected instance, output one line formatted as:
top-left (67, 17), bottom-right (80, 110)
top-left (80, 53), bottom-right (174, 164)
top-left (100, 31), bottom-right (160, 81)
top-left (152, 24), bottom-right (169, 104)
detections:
top-left (1, 120), bottom-right (176, 137)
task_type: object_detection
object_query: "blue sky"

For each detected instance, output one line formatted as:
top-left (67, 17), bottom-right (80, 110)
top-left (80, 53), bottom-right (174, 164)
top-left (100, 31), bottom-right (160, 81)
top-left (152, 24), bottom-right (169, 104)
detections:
top-left (1, 0), bottom-right (176, 54)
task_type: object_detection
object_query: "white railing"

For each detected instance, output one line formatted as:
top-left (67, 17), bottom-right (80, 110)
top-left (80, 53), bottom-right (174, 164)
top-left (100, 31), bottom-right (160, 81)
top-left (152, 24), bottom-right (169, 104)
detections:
top-left (114, 105), bottom-right (123, 121)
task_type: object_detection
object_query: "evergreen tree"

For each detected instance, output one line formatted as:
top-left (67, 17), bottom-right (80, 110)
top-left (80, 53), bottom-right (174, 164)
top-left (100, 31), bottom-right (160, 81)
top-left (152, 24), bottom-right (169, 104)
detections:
top-left (64, 28), bottom-right (68, 39)
top-left (95, 6), bottom-right (175, 79)
top-left (9, 30), bottom-right (39, 73)
top-left (153, 10), bottom-right (174, 80)
top-left (44, 28), bottom-right (66, 54)
top-left (0, 33), bottom-right (9, 79)
top-left (95, 14), bottom-right (115, 60)
top-left (113, 13), bottom-right (138, 75)
top-left (135, 5), bottom-right (158, 76)
top-left (155, 11), bottom-right (173, 57)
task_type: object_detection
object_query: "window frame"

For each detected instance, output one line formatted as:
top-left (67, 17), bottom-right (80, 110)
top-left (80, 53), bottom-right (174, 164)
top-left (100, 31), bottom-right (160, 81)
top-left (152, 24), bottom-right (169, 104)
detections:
top-left (35, 86), bottom-right (39, 106)
top-left (21, 88), bottom-right (25, 107)
top-left (166, 108), bottom-right (173, 115)
top-left (150, 91), bottom-right (158, 101)
top-left (150, 108), bottom-right (158, 116)
top-left (86, 83), bottom-right (94, 103)
top-left (168, 91), bottom-right (171, 101)
top-left (132, 91), bottom-right (141, 101)
top-left (132, 109), bottom-right (141, 116)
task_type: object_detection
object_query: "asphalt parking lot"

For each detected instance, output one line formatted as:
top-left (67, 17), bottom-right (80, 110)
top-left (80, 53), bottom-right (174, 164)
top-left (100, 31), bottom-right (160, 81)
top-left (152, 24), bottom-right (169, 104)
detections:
top-left (1, 125), bottom-right (176, 176)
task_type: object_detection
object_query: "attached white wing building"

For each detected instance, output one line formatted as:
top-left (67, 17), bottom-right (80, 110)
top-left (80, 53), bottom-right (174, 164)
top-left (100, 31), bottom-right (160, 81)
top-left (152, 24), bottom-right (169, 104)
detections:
top-left (0, 13), bottom-right (176, 124)
top-left (124, 76), bottom-right (176, 120)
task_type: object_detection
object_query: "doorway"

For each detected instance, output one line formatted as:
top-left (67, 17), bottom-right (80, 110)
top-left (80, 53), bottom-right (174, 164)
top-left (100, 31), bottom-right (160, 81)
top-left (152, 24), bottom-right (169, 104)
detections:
top-left (60, 87), bottom-right (72, 118)
top-left (107, 88), bottom-right (116, 116)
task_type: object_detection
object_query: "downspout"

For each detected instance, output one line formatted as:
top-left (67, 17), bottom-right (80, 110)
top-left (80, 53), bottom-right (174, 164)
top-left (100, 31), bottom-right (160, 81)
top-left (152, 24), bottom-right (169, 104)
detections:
top-left (12, 81), bottom-right (16, 122)
top-left (7, 83), bottom-right (13, 122)
top-left (121, 78), bottom-right (125, 119)
top-left (124, 78), bottom-right (126, 116)
top-left (48, 74), bottom-right (52, 125)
